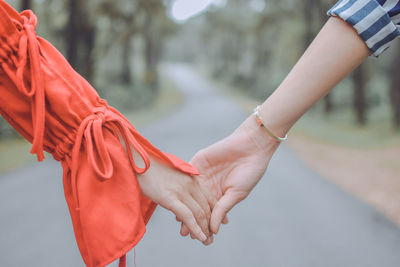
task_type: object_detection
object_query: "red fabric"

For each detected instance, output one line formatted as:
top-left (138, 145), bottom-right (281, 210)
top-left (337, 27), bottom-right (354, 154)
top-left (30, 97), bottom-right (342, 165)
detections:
top-left (0, 1), bottom-right (199, 266)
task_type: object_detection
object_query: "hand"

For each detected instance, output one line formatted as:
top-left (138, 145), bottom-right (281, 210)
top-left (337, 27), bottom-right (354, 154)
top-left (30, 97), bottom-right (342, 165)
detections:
top-left (181, 115), bottom-right (280, 235)
top-left (137, 155), bottom-right (212, 243)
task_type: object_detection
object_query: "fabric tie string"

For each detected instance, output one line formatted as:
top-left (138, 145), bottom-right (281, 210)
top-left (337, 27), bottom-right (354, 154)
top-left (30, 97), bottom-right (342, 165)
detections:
top-left (1, 11), bottom-right (45, 161)
top-left (70, 104), bottom-right (151, 210)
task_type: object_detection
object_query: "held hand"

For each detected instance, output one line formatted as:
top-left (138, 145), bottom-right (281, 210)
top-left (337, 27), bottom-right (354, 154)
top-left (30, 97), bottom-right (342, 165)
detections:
top-left (137, 155), bottom-right (212, 243)
top-left (183, 115), bottom-right (280, 235)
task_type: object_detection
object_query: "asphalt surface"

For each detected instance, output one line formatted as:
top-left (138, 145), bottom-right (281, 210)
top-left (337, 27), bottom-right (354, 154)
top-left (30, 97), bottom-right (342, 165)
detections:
top-left (1, 64), bottom-right (400, 267)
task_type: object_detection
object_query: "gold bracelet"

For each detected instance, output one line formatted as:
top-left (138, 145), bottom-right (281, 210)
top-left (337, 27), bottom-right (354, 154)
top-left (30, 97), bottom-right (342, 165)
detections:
top-left (253, 105), bottom-right (288, 142)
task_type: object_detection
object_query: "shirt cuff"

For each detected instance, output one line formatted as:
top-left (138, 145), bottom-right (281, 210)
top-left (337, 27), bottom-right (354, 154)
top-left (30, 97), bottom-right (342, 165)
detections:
top-left (327, 0), bottom-right (400, 57)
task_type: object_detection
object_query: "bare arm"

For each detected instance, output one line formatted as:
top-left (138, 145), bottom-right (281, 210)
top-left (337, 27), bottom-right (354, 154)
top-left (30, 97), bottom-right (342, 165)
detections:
top-left (259, 17), bottom-right (370, 136)
top-left (189, 17), bottom-right (371, 235)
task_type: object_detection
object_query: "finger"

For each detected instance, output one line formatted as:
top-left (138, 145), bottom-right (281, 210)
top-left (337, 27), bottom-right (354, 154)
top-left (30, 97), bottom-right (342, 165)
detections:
top-left (181, 223), bottom-right (190, 236)
top-left (177, 218), bottom-right (190, 237)
top-left (203, 235), bottom-right (214, 246)
top-left (182, 222), bottom-right (213, 245)
top-left (185, 196), bottom-right (211, 238)
top-left (222, 215), bottom-right (229, 224)
top-left (210, 191), bottom-right (241, 234)
top-left (190, 184), bottom-right (212, 224)
top-left (172, 201), bottom-right (207, 242)
top-left (194, 175), bottom-right (218, 210)
top-left (174, 189), bottom-right (210, 239)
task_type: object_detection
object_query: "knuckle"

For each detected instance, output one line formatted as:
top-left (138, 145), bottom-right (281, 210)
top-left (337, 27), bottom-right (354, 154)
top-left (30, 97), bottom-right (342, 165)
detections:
top-left (198, 211), bottom-right (206, 221)
top-left (192, 226), bottom-right (202, 235)
top-left (183, 210), bottom-right (193, 220)
top-left (165, 199), bottom-right (180, 211)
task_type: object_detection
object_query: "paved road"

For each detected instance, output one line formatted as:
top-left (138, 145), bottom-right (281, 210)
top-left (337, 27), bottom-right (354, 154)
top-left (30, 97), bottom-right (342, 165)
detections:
top-left (1, 64), bottom-right (400, 267)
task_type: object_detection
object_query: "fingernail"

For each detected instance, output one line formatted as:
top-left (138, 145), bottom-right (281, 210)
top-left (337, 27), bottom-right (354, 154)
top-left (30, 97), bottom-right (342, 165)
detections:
top-left (203, 237), bottom-right (212, 246)
top-left (200, 232), bottom-right (207, 242)
top-left (215, 226), bottom-right (220, 235)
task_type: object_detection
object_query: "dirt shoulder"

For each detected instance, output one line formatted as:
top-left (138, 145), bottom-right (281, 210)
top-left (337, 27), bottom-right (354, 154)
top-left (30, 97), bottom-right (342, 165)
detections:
top-left (288, 135), bottom-right (400, 225)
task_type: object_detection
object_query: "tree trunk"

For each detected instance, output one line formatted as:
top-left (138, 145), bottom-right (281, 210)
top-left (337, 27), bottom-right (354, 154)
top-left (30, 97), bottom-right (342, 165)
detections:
top-left (391, 85), bottom-right (400, 129)
top-left (121, 36), bottom-right (132, 84)
top-left (389, 43), bottom-right (400, 129)
top-left (324, 93), bottom-right (333, 114)
top-left (80, 24), bottom-right (96, 83)
top-left (66, 0), bottom-right (79, 69)
top-left (144, 35), bottom-right (156, 92)
top-left (20, 0), bottom-right (31, 11)
top-left (302, 0), bottom-right (315, 50)
top-left (352, 64), bottom-right (367, 125)
top-left (144, 15), bottom-right (160, 93)
top-left (65, 0), bottom-right (96, 83)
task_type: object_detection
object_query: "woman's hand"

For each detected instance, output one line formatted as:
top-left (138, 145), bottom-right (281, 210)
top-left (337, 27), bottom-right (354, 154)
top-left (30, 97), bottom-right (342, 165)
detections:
top-left (180, 115), bottom-right (280, 235)
top-left (136, 155), bottom-right (212, 244)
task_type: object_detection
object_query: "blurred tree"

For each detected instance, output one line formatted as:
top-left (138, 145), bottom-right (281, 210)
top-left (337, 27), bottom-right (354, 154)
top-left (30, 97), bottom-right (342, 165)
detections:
top-left (20, 0), bottom-right (31, 11)
top-left (201, 0), bottom-right (266, 90)
top-left (165, 0), bottom-right (397, 133)
top-left (352, 64), bottom-right (368, 125)
top-left (121, 28), bottom-right (134, 84)
top-left (66, 0), bottom-right (96, 82)
top-left (251, 15), bottom-right (273, 83)
top-left (97, 0), bottom-right (141, 84)
top-left (141, 0), bottom-right (176, 93)
top-left (66, 0), bottom-right (78, 67)
top-left (302, 0), bottom-right (317, 50)
top-left (98, 0), bottom-right (175, 92)
top-left (389, 43), bottom-right (400, 129)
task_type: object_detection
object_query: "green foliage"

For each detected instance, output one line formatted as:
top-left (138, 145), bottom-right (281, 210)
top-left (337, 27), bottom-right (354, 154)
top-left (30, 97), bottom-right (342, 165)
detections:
top-left (3, 0), bottom-right (398, 139)
top-left (0, 117), bottom-right (18, 139)
top-left (164, 0), bottom-right (400, 131)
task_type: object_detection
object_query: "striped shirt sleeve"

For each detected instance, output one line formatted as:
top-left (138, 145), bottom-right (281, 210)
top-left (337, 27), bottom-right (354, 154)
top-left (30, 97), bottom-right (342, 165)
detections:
top-left (328, 0), bottom-right (400, 57)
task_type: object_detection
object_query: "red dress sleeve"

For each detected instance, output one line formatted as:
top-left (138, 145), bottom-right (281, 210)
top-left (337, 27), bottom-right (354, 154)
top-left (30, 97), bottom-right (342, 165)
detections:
top-left (0, 1), bottom-right (199, 266)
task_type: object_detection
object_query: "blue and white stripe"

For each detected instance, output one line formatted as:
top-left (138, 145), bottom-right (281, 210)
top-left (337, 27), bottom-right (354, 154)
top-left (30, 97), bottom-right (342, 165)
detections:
top-left (328, 0), bottom-right (400, 56)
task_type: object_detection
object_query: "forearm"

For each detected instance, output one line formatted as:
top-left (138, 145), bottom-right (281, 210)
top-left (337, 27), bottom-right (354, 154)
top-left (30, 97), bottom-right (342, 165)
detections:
top-left (259, 17), bottom-right (370, 137)
top-left (195, 3), bottom-right (397, 235)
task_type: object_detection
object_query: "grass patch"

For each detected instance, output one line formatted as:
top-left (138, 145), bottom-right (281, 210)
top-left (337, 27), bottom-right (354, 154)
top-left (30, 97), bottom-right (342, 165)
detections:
top-left (292, 109), bottom-right (400, 150)
top-left (0, 138), bottom-right (35, 174)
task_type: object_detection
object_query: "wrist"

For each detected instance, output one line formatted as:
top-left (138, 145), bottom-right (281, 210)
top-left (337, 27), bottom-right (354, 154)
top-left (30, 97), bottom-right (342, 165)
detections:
top-left (238, 114), bottom-right (281, 155)
top-left (254, 105), bottom-right (288, 142)
top-left (258, 103), bottom-right (292, 138)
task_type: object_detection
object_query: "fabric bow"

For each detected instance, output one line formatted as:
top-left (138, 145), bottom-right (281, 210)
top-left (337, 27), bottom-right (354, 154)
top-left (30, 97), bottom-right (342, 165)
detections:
top-left (70, 104), bottom-right (151, 210)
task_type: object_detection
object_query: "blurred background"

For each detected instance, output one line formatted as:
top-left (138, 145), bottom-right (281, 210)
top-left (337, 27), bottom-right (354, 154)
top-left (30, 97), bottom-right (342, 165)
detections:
top-left (1, 0), bottom-right (400, 266)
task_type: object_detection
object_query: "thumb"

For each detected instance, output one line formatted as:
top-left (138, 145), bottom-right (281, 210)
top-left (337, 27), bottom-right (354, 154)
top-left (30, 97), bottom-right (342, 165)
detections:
top-left (210, 190), bottom-right (240, 234)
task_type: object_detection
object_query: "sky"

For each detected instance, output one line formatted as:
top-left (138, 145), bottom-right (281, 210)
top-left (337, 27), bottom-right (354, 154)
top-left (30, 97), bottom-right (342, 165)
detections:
top-left (171, 0), bottom-right (224, 22)
top-left (170, 0), bottom-right (265, 22)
